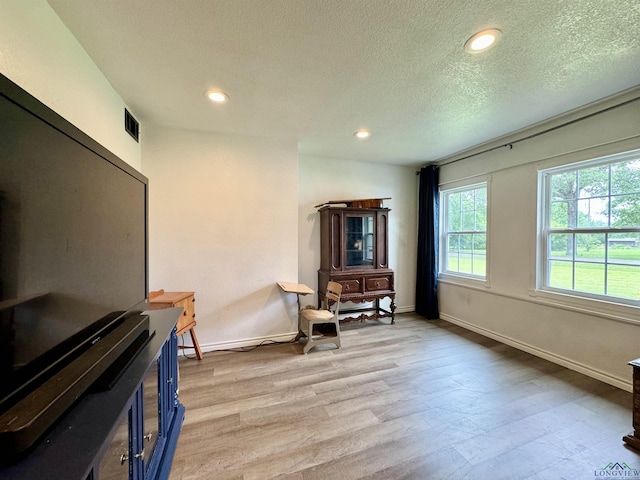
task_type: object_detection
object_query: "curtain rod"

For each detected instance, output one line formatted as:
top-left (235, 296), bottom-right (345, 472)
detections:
top-left (417, 94), bottom-right (640, 174)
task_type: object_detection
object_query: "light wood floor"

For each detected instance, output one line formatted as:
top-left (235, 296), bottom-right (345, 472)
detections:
top-left (169, 314), bottom-right (639, 480)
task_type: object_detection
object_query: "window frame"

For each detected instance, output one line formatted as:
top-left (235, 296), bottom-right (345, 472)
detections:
top-left (537, 149), bottom-right (640, 306)
top-left (439, 180), bottom-right (489, 284)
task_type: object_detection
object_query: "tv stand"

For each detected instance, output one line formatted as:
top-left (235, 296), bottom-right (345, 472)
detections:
top-left (0, 308), bottom-right (184, 479)
top-left (0, 313), bottom-right (150, 457)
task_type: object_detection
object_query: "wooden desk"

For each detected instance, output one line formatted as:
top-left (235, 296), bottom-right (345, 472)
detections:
top-left (148, 290), bottom-right (203, 360)
top-left (278, 281), bottom-right (313, 297)
top-left (278, 282), bottom-right (314, 311)
top-left (278, 282), bottom-right (314, 335)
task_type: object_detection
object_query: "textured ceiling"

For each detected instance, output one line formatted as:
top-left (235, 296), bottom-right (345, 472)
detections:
top-left (47, 0), bottom-right (640, 166)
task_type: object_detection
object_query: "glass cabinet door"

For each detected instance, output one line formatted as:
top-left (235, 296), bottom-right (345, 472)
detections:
top-left (97, 408), bottom-right (131, 480)
top-left (345, 214), bottom-right (375, 267)
top-left (142, 360), bottom-right (160, 476)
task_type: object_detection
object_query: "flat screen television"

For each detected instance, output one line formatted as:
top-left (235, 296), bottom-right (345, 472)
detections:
top-left (0, 73), bottom-right (150, 458)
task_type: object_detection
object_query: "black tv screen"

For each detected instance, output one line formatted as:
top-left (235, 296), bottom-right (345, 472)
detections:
top-left (0, 74), bottom-right (148, 412)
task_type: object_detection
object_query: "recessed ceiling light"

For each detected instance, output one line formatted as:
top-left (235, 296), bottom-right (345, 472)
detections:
top-left (464, 29), bottom-right (502, 54)
top-left (205, 90), bottom-right (229, 103)
top-left (354, 129), bottom-right (370, 139)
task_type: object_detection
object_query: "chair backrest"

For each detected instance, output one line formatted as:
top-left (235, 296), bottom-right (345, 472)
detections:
top-left (323, 281), bottom-right (342, 316)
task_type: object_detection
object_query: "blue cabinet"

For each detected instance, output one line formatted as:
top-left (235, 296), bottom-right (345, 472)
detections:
top-left (99, 323), bottom-right (183, 480)
top-left (142, 328), bottom-right (183, 480)
top-left (1, 308), bottom-right (185, 480)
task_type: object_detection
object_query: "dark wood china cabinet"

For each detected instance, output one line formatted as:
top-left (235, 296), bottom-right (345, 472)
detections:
top-left (317, 199), bottom-right (396, 323)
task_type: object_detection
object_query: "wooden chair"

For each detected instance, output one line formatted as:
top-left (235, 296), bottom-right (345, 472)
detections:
top-left (297, 281), bottom-right (342, 354)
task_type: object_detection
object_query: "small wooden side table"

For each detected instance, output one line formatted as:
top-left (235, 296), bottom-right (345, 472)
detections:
top-left (148, 290), bottom-right (203, 360)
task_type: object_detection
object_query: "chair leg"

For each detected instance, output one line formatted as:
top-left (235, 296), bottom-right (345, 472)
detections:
top-left (303, 320), bottom-right (315, 354)
top-left (303, 333), bottom-right (314, 354)
top-left (299, 320), bottom-right (343, 354)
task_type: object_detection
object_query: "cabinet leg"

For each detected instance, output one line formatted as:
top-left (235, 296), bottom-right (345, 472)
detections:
top-left (624, 433), bottom-right (640, 451)
top-left (390, 299), bottom-right (396, 324)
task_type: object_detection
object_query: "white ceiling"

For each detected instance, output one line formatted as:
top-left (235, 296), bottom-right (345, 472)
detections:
top-left (47, 0), bottom-right (640, 166)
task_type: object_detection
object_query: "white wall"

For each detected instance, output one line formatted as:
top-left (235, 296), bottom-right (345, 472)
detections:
top-left (298, 155), bottom-right (418, 312)
top-left (142, 126), bottom-right (299, 350)
top-left (0, 1), bottom-right (141, 169)
top-left (437, 89), bottom-right (640, 390)
top-left (1, 1), bottom-right (298, 351)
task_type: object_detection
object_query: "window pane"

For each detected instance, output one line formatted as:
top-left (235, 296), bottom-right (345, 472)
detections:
top-left (475, 187), bottom-right (487, 207)
top-left (473, 234), bottom-right (486, 276)
top-left (548, 259), bottom-right (573, 289)
top-left (473, 233), bottom-right (486, 253)
top-left (550, 201), bottom-right (569, 228)
top-left (460, 233), bottom-right (472, 252)
top-left (607, 264), bottom-right (640, 300)
top-left (611, 159), bottom-right (640, 195)
top-left (461, 190), bottom-right (475, 211)
top-left (447, 252), bottom-right (459, 271)
top-left (608, 234), bottom-right (640, 261)
top-left (549, 233), bottom-right (573, 258)
top-left (461, 210), bottom-right (475, 231)
top-left (577, 198), bottom-right (608, 227)
top-left (574, 262), bottom-right (605, 295)
top-left (610, 193), bottom-right (640, 228)
top-left (576, 233), bottom-right (605, 262)
top-left (472, 254), bottom-right (486, 276)
top-left (447, 234), bottom-right (459, 272)
top-left (448, 192), bottom-right (461, 210)
top-left (550, 171), bottom-right (577, 201)
top-left (448, 192), bottom-right (461, 231)
top-left (475, 208), bottom-right (487, 230)
top-left (567, 200), bottom-right (578, 228)
top-left (458, 252), bottom-right (473, 274)
top-left (448, 234), bottom-right (460, 252)
top-left (578, 165), bottom-right (609, 198)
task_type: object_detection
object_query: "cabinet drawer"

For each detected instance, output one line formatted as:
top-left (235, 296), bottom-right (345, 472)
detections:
top-left (365, 276), bottom-right (392, 292)
top-left (337, 279), bottom-right (361, 294)
top-left (175, 296), bottom-right (195, 333)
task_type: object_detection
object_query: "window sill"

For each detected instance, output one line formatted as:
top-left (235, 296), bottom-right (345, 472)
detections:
top-left (531, 288), bottom-right (640, 322)
top-left (438, 273), bottom-right (490, 289)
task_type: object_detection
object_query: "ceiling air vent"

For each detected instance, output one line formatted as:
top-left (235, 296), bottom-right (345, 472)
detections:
top-left (124, 108), bottom-right (139, 142)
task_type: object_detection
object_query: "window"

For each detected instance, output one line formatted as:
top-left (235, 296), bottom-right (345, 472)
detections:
top-left (539, 150), bottom-right (640, 303)
top-left (440, 183), bottom-right (488, 279)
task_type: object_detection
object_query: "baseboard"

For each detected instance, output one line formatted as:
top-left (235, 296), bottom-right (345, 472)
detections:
top-left (439, 313), bottom-right (632, 392)
top-left (395, 305), bottom-right (414, 314)
top-left (180, 332), bottom-right (298, 354)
